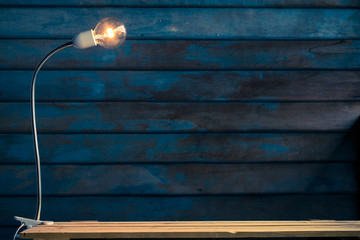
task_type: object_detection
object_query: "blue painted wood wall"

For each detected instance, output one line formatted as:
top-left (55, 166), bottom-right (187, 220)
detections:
top-left (1, 0), bottom-right (360, 238)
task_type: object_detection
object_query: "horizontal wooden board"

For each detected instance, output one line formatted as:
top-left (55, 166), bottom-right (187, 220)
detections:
top-left (20, 221), bottom-right (360, 238)
top-left (3, 195), bottom-right (358, 226)
top-left (0, 133), bottom-right (356, 164)
top-left (0, 163), bottom-right (355, 195)
top-left (2, 71), bottom-right (360, 101)
top-left (1, 40), bottom-right (359, 70)
top-left (1, 102), bottom-right (360, 132)
top-left (0, 0), bottom-right (359, 7)
top-left (20, 221), bottom-right (360, 226)
top-left (1, 8), bottom-right (359, 39)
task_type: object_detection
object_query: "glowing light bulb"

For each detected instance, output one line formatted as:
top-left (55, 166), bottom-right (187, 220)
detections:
top-left (107, 28), bottom-right (115, 38)
top-left (72, 17), bottom-right (126, 49)
top-left (94, 18), bottom-right (126, 49)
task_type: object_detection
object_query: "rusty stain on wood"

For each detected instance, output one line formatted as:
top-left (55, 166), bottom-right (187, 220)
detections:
top-left (1, 163), bottom-right (356, 195)
top-left (1, 40), bottom-right (359, 69)
top-left (1, 102), bottom-right (360, 132)
top-left (1, 71), bottom-right (360, 101)
top-left (0, 133), bottom-right (356, 164)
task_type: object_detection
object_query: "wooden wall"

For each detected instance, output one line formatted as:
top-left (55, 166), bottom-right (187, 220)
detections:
top-left (1, 0), bottom-right (360, 238)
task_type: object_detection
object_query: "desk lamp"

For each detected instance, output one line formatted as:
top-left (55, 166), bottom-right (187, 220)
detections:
top-left (13, 17), bottom-right (126, 238)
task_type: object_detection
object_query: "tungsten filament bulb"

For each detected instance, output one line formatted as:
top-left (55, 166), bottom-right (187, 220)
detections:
top-left (73, 17), bottom-right (126, 49)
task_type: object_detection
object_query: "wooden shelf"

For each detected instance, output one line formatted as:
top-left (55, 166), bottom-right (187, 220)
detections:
top-left (20, 220), bottom-right (360, 239)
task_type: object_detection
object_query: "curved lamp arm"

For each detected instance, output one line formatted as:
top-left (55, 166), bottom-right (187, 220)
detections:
top-left (13, 42), bottom-right (73, 238)
top-left (14, 18), bottom-right (126, 237)
top-left (31, 41), bottom-right (73, 221)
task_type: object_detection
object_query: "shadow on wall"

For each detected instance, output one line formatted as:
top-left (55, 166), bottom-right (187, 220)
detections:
top-left (332, 116), bottom-right (360, 218)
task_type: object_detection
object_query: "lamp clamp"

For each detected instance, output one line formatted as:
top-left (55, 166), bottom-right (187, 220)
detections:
top-left (14, 216), bottom-right (53, 229)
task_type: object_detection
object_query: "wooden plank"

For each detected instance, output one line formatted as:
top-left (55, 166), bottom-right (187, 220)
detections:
top-left (1, 102), bottom-right (359, 132)
top-left (1, 40), bottom-right (359, 70)
top-left (2, 71), bottom-right (360, 101)
top-left (23, 221), bottom-right (360, 226)
top-left (0, 133), bottom-right (356, 164)
top-left (20, 221), bottom-right (360, 238)
top-left (0, 163), bottom-right (355, 195)
top-left (1, 8), bottom-right (359, 39)
top-left (2, 195), bottom-right (357, 226)
top-left (0, 0), bottom-right (358, 7)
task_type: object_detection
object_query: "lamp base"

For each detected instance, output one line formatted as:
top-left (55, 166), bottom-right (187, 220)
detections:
top-left (14, 216), bottom-right (53, 229)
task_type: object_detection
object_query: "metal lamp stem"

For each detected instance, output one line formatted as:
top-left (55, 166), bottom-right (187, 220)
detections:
top-left (15, 42), bottom-right (74, 232)
top-left (14, 42), bottom-right (73, 233)
top-left (14, 42), bottom-right (73, 232)
top-left (31, 41), bottom-right (73, 221)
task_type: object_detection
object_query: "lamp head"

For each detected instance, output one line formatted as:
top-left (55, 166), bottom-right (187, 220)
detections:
top-left (73, 17), bottom-right (126, 49)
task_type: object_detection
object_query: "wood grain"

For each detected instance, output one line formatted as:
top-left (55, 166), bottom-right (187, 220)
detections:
top-left (1, 8), bottom-right (359, 39)
top-left (1, 102), bottom-right (359, 132)
top-left (2, 71), bottom-right (360, 101)
top-left (0, 163), bottom-right (355, 195)
top-left (0, 0), bottom-right (358, 7)
top-left (1, 40), bottom-right (359, 70)
top-left (0, 133), bottom-right (356, 164)
top-left (20, 221), bottom-right (360, 238)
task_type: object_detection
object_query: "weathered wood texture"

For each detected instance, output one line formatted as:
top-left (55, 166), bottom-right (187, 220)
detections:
top-left (0, 163), bottom-right (355, 195)
top-left (2, 40), bottom-right (360, 70)
top-left (20, 221), bottom-right (360, 239)
top-left (1, 1), bottom-right (359, 236)
top-left (0, 133), bottom-right (356, 164)
top-left (1, 0), bottom-right (359, 7)
top-left (1, 8), bottom-right (359, 39)
top-left (4, 195), bottom-right (358, 226)
top-left (1, 102), bottom-right (360, 132)
top-left (4, 195), bottom-right (359, 237)
top-left (2, 71), bottom-right (360, 101)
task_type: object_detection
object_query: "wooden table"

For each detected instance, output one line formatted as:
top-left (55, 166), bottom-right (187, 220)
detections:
top-left (20, 221), bottom-right (360, 239)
